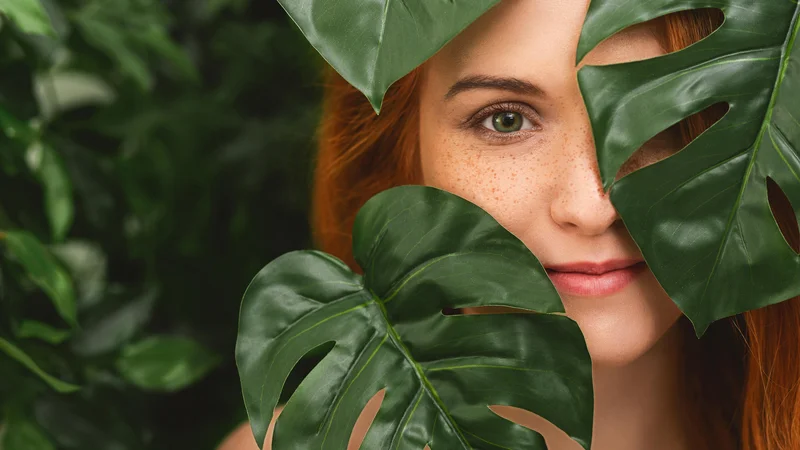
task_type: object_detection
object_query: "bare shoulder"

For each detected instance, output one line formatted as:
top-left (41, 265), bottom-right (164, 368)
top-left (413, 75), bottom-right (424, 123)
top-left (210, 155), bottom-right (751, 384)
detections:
top-left (217, 407), bottom-right (283, 450)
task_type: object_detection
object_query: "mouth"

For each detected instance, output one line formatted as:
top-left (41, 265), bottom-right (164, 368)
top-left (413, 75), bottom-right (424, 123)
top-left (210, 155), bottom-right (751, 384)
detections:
top-left (545, 260), bottom-right (647, 297)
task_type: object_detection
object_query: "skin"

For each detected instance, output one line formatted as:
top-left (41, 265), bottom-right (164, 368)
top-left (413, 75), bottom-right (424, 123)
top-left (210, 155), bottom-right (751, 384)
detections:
top-left (419, 0), bottom-right (684, 366)
top-left (220, 0), bottom-right (709, 449)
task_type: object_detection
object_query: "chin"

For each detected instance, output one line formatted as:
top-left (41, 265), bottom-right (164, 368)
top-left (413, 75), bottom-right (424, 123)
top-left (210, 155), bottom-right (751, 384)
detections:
top-left (561, 269), bottom-right (684, 367)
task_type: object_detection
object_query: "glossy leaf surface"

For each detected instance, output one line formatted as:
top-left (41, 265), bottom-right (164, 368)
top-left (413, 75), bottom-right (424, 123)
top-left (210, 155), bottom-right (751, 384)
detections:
top-left (0, 108), bottom-right (75, 241)
top-left (26, 142), bottom-right (74, 241)
top-left (275, 0), bottom-right (499, 113)
top-left (16, 320), bottom-right (71, 345)
top-left (577, 1), bottom-right (800, 334)
top-left (237, 185), bottom-right (593, 449)
top-left (2, 231), bottom-right (77, 327)
top-left (115, 336), bottom-right (221, 392)
top-left (0, 337), bottom-right (79, 393)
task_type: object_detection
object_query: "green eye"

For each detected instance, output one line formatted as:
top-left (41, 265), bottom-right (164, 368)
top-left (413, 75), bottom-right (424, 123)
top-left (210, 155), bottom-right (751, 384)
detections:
top-left (492, 112), bottom-right (522, 132)
top-left (482, 110), bottom-right (535, 133)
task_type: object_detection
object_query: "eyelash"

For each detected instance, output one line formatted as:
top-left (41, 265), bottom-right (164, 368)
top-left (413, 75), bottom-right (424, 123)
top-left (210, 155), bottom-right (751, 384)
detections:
top-left (462, 102), bottom-right (542, 143)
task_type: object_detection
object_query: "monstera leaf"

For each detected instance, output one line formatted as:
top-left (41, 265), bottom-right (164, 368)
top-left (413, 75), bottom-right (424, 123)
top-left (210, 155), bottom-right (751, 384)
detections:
top-left (276, 0), bottom-right (499, 113)
top-left (576, 2), bottom-right (800, 335)
top-left (237, 186), bottom-right (593, 449)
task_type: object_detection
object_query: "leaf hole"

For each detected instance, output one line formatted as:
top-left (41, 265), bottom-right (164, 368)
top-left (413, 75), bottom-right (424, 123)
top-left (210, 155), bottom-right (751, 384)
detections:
top-left (580, 8), bottom-right (724, 67)
top-left (654, 8), bottom-right (725, 56)
top-left (348, 388), bottom-right (385, 449)
top-left (615, 101), bottom-right (729, 182)
top-left (488, 405), bottom-right (564, 447)
top-left (767, 176), bottom-right (800, 254)
top-left (279, 341), bottom-right (336, 403)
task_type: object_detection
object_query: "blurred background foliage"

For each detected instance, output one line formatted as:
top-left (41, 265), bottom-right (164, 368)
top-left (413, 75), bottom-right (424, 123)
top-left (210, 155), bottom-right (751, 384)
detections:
top-left (0, 0), bottom-right (322, 448)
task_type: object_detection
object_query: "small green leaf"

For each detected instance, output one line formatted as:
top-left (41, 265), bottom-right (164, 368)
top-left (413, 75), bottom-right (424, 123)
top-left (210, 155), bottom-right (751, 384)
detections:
top-left (0, 337), bottom-right (79, 393)
top-left (0, 0), bottom-right (55, 37)
top-left (1, 230), bottom-right (77, 327)
top-left (34, 71), bottom-right (116, 121)
top-left (50, 241), bottom-right (107, 309)
top-left (71, 288), bottom-right (156, 356)
top-left (116, 336), bottom-right (220, 392)
top-left (0, 108), bottom-right (38, 144)
top-left (73, 13), bottom-right (151, 90)
top-left (277, 0), bottom-right (500, 113)
top-left (133, 27), bottom-right (199, 83)
top-left (0, 415), bottom-right (56, 450)
top-left (26, 143), bottom-right (74, 241)
top-left (16, 321), bottom-right (71, 345)
top-left (0, 108), bottom-right (74, 239)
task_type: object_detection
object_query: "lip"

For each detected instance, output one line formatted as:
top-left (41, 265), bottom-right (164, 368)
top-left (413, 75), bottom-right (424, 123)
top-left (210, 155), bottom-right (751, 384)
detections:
top-left (545, 259), bottom-right (647, 297)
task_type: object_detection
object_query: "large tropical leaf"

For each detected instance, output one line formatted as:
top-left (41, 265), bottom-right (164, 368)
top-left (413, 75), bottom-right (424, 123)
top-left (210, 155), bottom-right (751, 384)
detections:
top-left (237, 185), bottom-right (593, 449)
top-left (275, 0), bottom-right (499, 113)
top-left (576, 1), bottom-right (800, 335)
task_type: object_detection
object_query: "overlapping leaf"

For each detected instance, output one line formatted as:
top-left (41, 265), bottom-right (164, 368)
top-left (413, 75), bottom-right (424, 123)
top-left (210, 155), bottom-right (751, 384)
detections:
top-left (0, 337), bottom-right (78, 393)
top-left (2, 230), bottom-right (77, 327)
top-left (577, 1), bottom-right (800, 334)
top-left (276, 0), bottom-right (499, 113)
top-left (237, 185), bottom-right (593, 449)
top-left (0, 107), bottom-right (74, 241)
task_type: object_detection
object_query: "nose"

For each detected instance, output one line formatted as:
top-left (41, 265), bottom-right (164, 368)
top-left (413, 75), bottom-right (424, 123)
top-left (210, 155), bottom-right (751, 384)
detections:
top-left (549, 127), bottom-right (621, 236)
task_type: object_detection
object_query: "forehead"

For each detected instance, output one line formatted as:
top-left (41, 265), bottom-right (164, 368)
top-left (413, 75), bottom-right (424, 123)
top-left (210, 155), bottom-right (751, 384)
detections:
top-left (425, 0), bottom-right (665, 82)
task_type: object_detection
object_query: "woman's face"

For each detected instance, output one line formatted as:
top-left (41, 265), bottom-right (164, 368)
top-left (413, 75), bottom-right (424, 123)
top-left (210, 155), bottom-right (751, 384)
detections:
top-left (419, 0), bottom-right (684, 366)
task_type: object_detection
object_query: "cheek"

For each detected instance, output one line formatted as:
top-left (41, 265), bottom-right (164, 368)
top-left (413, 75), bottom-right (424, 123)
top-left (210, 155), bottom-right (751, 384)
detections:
top-left (419, 128), bottom-right (553, 235)
top-left (419, 116), bottom-right (684, 366)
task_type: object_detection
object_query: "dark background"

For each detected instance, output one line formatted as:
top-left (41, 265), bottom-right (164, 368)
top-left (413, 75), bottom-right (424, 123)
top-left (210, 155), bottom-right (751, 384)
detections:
top-left (0, 1), bottom-right (322, 448)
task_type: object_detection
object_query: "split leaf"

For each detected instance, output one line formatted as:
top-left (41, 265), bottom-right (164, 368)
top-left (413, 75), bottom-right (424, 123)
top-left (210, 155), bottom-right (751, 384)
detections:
top-left (237, 185), bottom-right (593, 450)
top-left (577, 2), bottom-right (800, 335)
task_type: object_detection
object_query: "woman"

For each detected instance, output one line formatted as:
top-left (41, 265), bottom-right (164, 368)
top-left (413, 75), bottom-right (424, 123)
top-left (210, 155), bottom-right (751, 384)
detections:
top-left (220, 1), bottom-right (800, 449)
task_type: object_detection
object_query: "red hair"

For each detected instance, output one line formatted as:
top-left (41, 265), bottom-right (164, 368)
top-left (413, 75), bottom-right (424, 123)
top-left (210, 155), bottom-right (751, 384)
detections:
top-left (310, 9), bottom-right (800, 450)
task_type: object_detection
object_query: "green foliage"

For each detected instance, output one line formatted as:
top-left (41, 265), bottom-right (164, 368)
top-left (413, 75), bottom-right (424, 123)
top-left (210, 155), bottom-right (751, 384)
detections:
top-left (16, 320), bottom-right (71, 344)
top-left (0, 0), bottom-right (321, 448)
top-left (1, 413), bottom-right (56, 450)
top-left (116, 336), bottom-right (221, 392)
top-left (276, 0), bottom-right (500, 113)
top-left (252, 0), bottom-right (800, 447)
top-left (577, 1), bottom-right (800, 335)
top-left (3, 230), bottom-right (76, 326)
top-left (237, 186), bottom-right (593, 449)
top-left (0, 337), bottom-right (78, 393)
top-left (0, 0), bottom-right (55, 36)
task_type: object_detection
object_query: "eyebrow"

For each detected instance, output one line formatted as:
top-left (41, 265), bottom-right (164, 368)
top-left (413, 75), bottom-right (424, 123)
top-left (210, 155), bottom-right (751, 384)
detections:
top-left (444, 75), bottom-right (544, 100)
